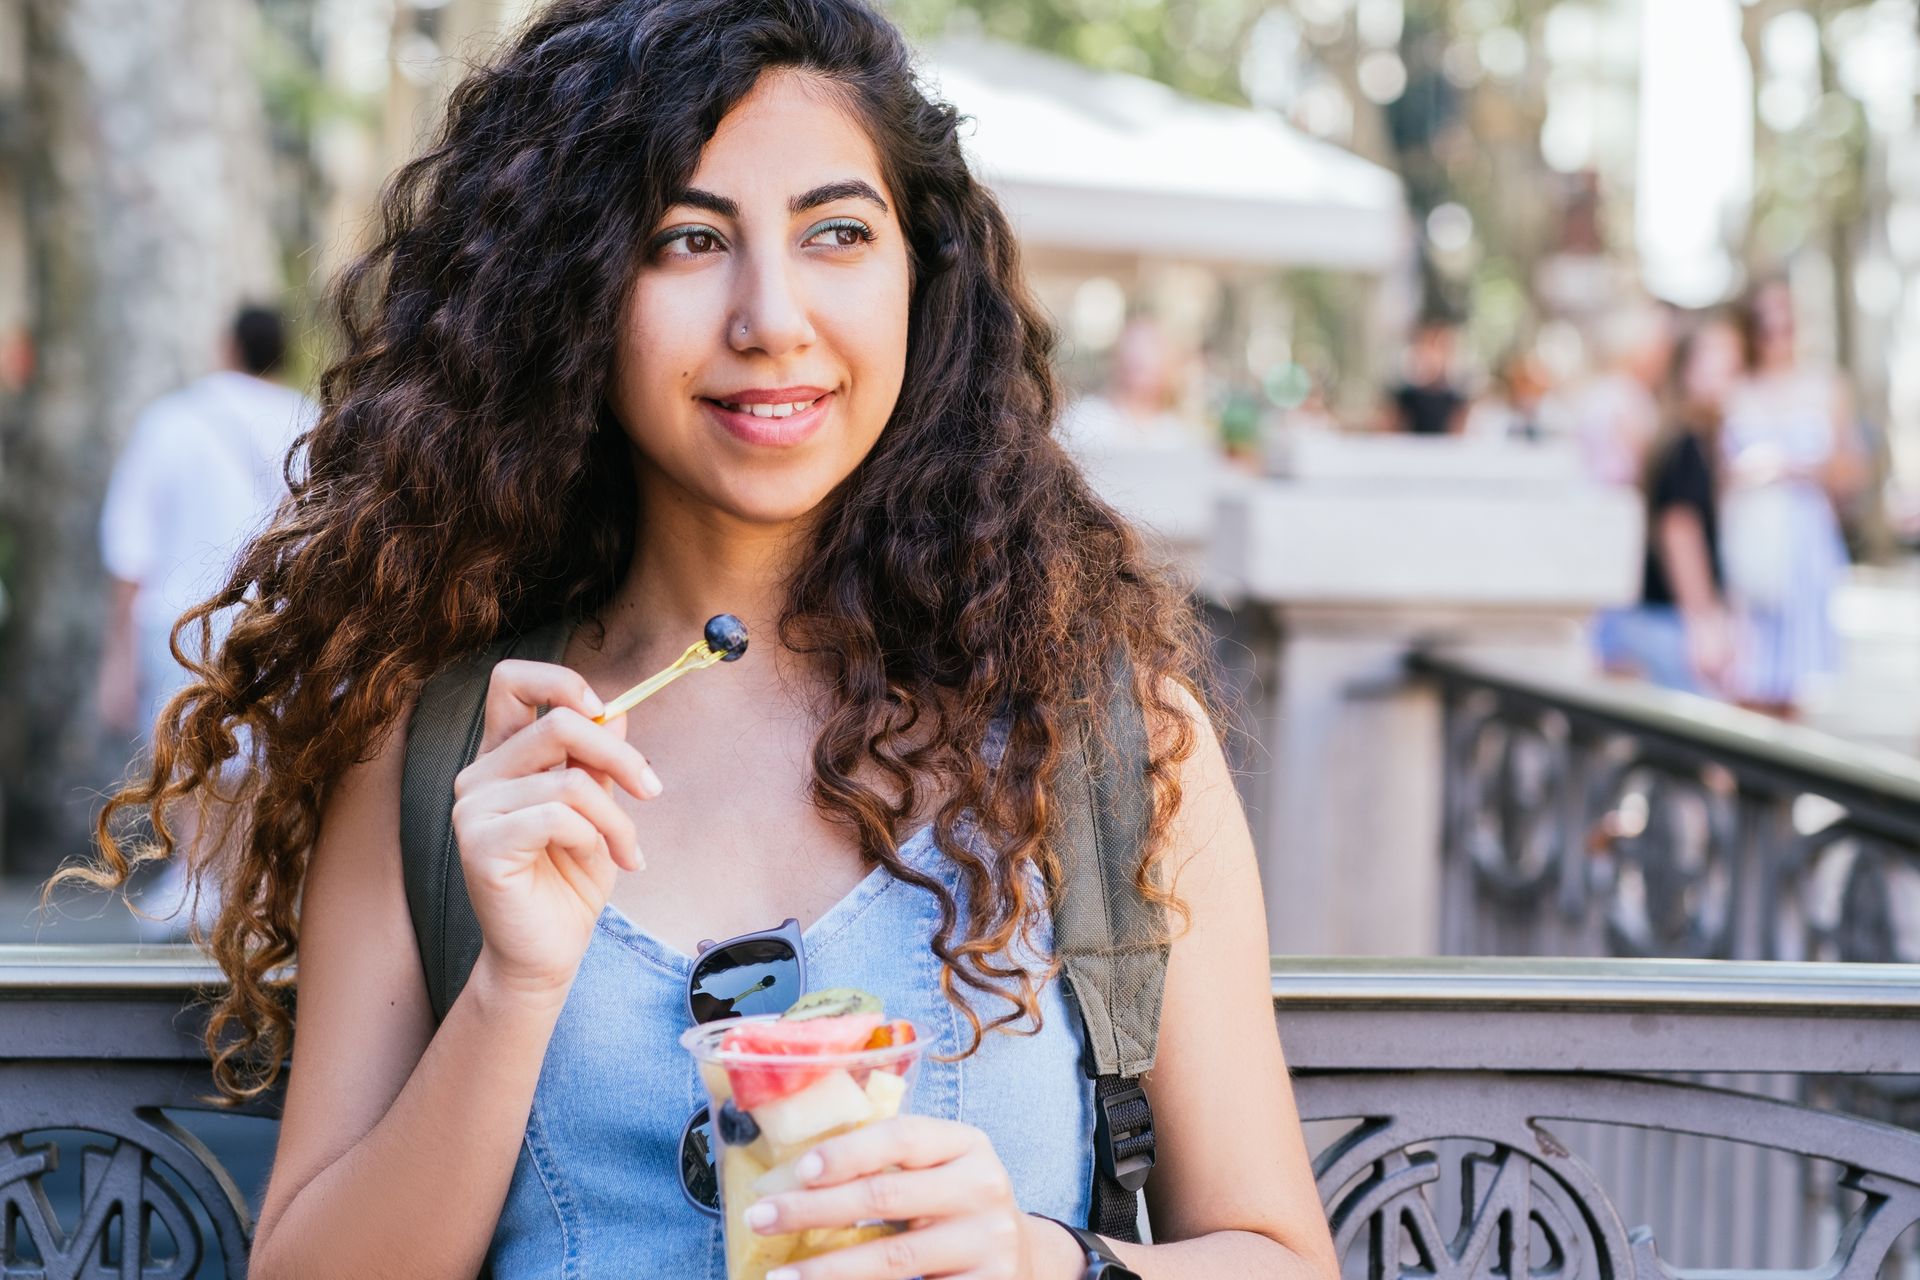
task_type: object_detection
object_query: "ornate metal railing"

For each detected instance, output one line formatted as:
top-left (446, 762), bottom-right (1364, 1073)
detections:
top-left (1284, 957), bottom-right (1920, 1279)
top-left (3, 948), bottom-right (1916, 1278)
top-left (1414, 651), bottom-right (1920, 967)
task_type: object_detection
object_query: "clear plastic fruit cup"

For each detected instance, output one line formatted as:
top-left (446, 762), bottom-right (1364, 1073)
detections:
top-left (682, 1015), bottom-right (926, 1280)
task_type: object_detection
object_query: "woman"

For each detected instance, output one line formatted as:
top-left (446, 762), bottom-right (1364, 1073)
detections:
top-left (1719, 280), bottom-right (1865, 716)
top-left (1602, 314), bottom-right (1742, 694)
top-left (69, 1), bottom-right (1338, 1277)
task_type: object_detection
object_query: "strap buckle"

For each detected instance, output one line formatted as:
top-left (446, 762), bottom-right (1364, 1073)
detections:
top-left (1094, 1080), bottom-right (1155, 1193)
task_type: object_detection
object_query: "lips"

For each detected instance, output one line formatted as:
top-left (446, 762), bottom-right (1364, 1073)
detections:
top-left (700, 390), bottom-right (835, 447)
top-left (713, 395), bottom-right (820, 419)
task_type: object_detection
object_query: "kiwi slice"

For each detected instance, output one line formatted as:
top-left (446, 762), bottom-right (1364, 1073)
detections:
top-left (781, 987), bottom-right (883, 1021)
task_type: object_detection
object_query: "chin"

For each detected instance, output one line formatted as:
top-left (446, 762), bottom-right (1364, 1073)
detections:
top-left (707, 472), bottom-right (848, 527)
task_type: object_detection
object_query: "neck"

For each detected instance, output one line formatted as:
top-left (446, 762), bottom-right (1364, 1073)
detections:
top-left (598, 467), bottom-right (813, 665)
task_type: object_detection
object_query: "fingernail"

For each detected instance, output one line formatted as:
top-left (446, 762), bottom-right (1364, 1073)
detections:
top-left (640, 766), bottom-right (664, 798)
top-left (745, 1201), bottom-right (778, 1231)
top-left (766, 1270), bottom-right (799, 1280)
top-left (795, 1152), bottom-right (824, 1182)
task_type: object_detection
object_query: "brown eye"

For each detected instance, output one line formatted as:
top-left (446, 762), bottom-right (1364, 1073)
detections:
top-left (803, 218), bottom-right (874, 250)
top-left (686, 230), bottom-right (718, 254)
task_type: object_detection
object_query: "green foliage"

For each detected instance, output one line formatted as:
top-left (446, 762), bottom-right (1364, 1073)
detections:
top-left (887, 0), bottom-right (1267, 103)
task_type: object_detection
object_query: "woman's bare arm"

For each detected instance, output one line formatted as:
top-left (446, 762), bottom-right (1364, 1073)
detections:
top-left (1821, 377), bottom-right (1870, 501)
top-left (1059, 686), bottom-right (1338, 1280)
top-left (248, 705), bottom-right (568, 1279)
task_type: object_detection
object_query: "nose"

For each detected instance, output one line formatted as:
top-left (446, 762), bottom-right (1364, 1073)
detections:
top-left (728, 247), bottom-right (815, 357)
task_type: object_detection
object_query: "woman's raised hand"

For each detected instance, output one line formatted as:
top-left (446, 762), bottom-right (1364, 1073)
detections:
top-left (451, 659), bottom-right (662, 1003)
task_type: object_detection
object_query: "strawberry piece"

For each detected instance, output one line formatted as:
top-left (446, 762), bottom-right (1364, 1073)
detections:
top-left (720, 1014), bottom-right (884, 1110)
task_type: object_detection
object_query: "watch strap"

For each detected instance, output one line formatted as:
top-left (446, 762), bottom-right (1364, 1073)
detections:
top-left (1038, 1216), bottom-right (1142, 1279)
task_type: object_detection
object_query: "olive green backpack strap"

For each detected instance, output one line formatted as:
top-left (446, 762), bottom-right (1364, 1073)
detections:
top-left (400, 621), bottom-right (573, 1023)
top-left (1052, 658), bottom-right (1167, 1243)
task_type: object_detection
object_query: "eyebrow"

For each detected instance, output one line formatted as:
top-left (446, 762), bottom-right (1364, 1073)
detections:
top-left (667, 179), bottom-right (890, 221)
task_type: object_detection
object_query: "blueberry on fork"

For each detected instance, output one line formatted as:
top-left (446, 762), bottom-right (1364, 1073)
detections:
top-left (704, 614), bottom-right (750, 662)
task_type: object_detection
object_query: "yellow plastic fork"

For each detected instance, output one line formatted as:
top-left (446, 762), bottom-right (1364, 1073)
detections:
top-left (592, 639), bottom-right (728, 723)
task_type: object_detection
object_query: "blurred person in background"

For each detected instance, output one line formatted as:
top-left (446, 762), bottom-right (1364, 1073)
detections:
top-left (1465, 347), bottom-right (1554, 443)
top-left (1384, 316), bottom-right (1467, 436)
top-left (1718, 279), bottom-right (1867, 717)
top-left (1567, 299), bottom-right (1673, 486)
top-left (95, 303), bottom-right (316, 936)
top-left (1055, 314), bottom-right (1197, 454)
top-left (1597, 313), bottom-right (1743, 694)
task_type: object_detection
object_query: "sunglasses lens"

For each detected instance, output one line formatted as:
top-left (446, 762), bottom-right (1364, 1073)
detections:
top-left (679, 1105), bottom-right (721, 1216)
top-left (688, 937), bottom-right (801, 1023)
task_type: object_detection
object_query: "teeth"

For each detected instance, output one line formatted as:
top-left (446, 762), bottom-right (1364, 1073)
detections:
top-left (719, 397), bottom-right (818, 417)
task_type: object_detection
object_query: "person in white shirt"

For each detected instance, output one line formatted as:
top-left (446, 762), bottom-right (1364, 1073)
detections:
top-left (95, 305), bottom-right (316, 935)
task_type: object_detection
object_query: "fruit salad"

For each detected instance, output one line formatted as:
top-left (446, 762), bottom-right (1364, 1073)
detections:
top-left (684, 989), bottom-right (924, 1280)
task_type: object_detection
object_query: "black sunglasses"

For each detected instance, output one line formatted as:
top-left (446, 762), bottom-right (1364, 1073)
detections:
top-left (678, 917), bottom-right (807, 1216)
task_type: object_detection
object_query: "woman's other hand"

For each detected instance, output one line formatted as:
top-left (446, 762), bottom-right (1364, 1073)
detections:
top-left (1684, 608), bottom-right (1737, 693)
top-left (741, 1115), bottom-right (1085, 1280)
top-left (452, 659), bottom-right (661, 1003)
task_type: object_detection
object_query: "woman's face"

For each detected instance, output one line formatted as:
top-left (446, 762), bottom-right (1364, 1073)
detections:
top-left (609, 70), bottom-right (912, 526)
top-left (1682, 321), bottom-right (1743, 406)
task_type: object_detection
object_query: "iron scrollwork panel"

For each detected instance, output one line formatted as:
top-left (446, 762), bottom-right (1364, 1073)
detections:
top-left (1439, 679), bottom-right (1920, 964)
top-left (0, 1063), bottom-right (267, 1279)
top-left (1303, 1071), bottom-right (1920, 1280)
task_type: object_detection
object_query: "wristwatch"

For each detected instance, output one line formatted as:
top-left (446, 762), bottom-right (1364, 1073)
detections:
top-left (1041, 1217), bottom-right (1143, 1280)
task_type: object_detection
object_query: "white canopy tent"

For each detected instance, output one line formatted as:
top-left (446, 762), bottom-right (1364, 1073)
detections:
top-left (918, 38), bottom-right (1410, 274)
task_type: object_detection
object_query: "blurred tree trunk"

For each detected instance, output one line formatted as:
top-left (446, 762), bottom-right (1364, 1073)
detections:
top-left (1, 0), bottom-right (279, 880)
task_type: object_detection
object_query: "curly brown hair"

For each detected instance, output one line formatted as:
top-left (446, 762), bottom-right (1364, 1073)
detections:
top-left (58, 0), bottom-right (1210, 1102)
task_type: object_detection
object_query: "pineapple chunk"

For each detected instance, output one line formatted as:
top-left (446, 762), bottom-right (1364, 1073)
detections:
top-left (700, 1060), bottom-right (734, 1106)
top-left (751, 1069), bottom-right (874, 1151)
top-left (862, 1069), bottom-right (907, 1119)
top-left (721, 1147), bottom-right (797, 1279)
top-left (753, 1156), bottom-right (807, 1198)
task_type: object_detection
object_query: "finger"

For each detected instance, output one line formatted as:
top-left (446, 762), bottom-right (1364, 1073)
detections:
top-left (749, 1158), bottom-right (1006, 1236)
top-left (483, 801), bottom-right (618, 897)
top-left (478, 660), bottom-right (606, 754)
top-left (471, 706), bottom-right (660, 801)
top-left (469, 768), bottom-right (643, 872)
top-left (797, 1117), bottom-right (979, 1188)
top-left (572, 709), bottom-right (628, 789)
top-left (769, 1214), bottom-right (1013, 1280)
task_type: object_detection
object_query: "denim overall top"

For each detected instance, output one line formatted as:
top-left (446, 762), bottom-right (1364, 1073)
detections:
top-left (483, 821), bottom-right (1096, 1277)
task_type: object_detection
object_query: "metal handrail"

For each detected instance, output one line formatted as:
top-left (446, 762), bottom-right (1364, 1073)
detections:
top-left (1410, 649), bottom-right (1920, 817)
top-left (4, 945), bottom-right (1913, 1075)
top-left (1268, 953), bottom-right (1920, 1011)
top-left (5, 944), bottom-right (1914, 1006)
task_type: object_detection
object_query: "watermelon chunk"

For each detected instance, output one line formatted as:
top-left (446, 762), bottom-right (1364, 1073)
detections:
top-left (720, 1013), bottom-right (885, 1110)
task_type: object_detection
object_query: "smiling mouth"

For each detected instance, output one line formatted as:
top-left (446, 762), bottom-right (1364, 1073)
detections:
top-left (707, 396), bottom-right (822, 418)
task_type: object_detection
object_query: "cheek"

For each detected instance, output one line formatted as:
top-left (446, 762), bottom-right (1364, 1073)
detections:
top-left (613, 283), bottom-right (708, 433)
top-left (832, 258), bottom-right (912, 429)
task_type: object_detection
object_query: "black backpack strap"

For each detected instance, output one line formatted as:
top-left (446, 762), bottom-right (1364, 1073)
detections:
top-left (401, 621), bottom-right (573, 1022)
top-left (1051, 659), bottom-right (1167, 1243)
